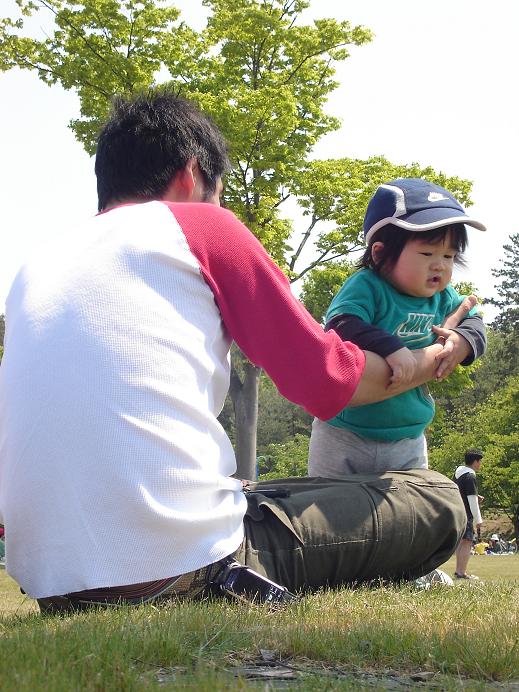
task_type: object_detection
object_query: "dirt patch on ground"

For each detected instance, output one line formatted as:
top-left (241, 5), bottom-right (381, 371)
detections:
top-left (481, 513), bottom-right (515, 539)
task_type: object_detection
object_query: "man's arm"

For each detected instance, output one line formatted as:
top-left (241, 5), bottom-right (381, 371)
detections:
top-left (172, 204), bottom-right (365, 420)
top-left (468, 495), bottom-right (483, 526)
top-left (347, 344), bottom-right (443, 407)
top-left (171, 205), bottom-right (481, 415)
top-left (460, 471), bottom-right (483, 527)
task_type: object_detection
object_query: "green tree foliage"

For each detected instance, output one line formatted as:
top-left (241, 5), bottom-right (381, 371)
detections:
top-left (0, 2), bottom-right (473, 281)
top-left (257, 376), bottom-right (311, 452)
top-left (428, 383), bottom-right (482, 454)
top-left (430, 265), bottom-right (519, 454)
top-left (429, 375), bottom-right (519, 537)
top-left (0, 0), bottom-right (195, 151)
top-left (486, 232), bottom-right (519, 334)
top-left (299, 260), bottom-right (355, 324)
top-left (0, 313), bottom-right (4, 361)
top-left (431, 328), bottom-right (519, 423)
top-left (0, 0), bottom-right (476, 478)
top-left (194, 2), bottom-right (374, 269)
top-left (257, 433), bottom-right (309, 479)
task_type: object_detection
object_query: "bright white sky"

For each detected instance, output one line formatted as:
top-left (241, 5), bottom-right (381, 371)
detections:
top-left (1, 0), bottom-right (518, 322)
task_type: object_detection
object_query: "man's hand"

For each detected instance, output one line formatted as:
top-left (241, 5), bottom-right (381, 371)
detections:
top-left (385, 347), bottom-right (417, 387)
top-left (432, 295), bottom-right (477, 380)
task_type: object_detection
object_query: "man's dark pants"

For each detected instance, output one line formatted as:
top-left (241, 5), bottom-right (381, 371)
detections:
top-left (238, 469), bottom-right (466, 589)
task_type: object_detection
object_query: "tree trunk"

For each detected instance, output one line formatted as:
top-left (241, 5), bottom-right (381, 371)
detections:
top-left (229, 356), bottom-right (261, 480)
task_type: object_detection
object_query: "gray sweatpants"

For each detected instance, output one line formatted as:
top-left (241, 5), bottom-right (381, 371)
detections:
top-left (308, 418), bottom-right (428, 477)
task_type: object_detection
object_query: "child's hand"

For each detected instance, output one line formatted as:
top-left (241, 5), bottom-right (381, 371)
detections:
top-left (432, 295), bottom-right (477, 380)
top-left (441, 295), bottom-right (477, 330)
top-left (385, 347), bottom-right (417, 388)
top-left (431, 332), bottom-right (468, 380)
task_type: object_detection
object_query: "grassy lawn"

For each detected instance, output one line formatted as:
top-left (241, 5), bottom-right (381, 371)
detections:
top-left (440, 551), bottom-right (519, 582)
top-left (0, 556), bottom-right (518, 690)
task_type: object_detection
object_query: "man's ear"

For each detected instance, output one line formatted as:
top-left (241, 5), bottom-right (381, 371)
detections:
top-left (371, 241), bottom-right (384, 265)
top-left (163, 158), bottom-right (198, 202)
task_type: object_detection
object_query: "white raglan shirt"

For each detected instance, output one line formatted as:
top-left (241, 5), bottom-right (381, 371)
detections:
top-left (0, 201), bottom-right (364, 598)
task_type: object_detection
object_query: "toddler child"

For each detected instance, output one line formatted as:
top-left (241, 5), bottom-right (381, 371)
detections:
top-left (308, 178), bottom-right (487, 476)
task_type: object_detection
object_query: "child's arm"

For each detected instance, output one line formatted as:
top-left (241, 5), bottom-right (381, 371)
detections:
top-left (326, 314), bottom-right (403, 357)
top-left (441, 295), bottom-right (478, 330)
top-left (385, 347), bottom-right (418, 387)
top-left (348, 297), bottom-right (482, 406)
top-left (327, 314), bottom-right (416, 387)
top-left (431, 296), bottom-right (486, 380)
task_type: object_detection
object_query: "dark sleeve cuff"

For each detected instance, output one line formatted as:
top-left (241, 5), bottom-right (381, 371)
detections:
top-left (452, 315), bottom-right (487, 366)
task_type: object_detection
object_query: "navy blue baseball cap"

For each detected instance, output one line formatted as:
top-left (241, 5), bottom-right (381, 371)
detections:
top-left (363, 178), bottom-right (487, 244)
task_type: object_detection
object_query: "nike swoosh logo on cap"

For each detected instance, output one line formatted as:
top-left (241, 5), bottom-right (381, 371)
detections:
top-left (428, 192), bottom-right (449, 202)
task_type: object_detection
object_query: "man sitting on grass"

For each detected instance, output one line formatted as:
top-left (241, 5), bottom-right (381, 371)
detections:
top-left (0, 90), bottom-right (471, 613)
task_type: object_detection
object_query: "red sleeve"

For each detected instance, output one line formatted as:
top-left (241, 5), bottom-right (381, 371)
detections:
top-left (168, 203), bottom-right (365, 419)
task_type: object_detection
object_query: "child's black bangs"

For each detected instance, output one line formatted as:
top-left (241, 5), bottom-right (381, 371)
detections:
top-left (418, 224), bottom-right (468, 253)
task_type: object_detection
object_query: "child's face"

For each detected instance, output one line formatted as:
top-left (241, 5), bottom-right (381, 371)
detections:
top-left (382, 235), bottom-right (457, 297)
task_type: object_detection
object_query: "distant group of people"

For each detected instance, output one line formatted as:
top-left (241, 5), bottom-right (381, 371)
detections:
top-left (474, 534), bottom-right (516, 555)
top-left (0, 91), bottom-right (490, 612)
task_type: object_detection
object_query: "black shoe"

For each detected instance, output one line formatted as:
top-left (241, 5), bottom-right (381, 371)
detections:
top-left (454, 572), bottom-right (479, 580)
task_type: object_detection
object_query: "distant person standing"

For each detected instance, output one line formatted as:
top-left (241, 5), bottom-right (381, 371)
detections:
top-left (453, 449), bottom-right (484, 580)
top-left (0, 525), bottom-right (5, 563)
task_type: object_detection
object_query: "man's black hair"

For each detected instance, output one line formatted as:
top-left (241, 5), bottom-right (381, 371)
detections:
top-left (357, 224), bottom-right (468, 273)
top-left (465, 448), bottom-right (483, 465)
top-left (95, 90), bottom-right (231, 211)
